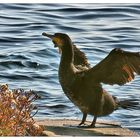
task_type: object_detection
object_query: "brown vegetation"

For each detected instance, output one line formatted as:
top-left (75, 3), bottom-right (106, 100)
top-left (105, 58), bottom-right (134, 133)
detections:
top-left (0, 84), bottom-right (43, 136)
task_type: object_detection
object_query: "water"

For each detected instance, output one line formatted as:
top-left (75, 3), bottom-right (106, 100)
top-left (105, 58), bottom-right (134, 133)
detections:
top-left (0, 3), bottom-right (140, 134)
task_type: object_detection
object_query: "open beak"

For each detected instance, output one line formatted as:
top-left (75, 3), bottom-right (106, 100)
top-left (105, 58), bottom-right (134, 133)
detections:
top-left (42, 32), bottom-right (54, 39)
top-left (42, 32), bottom-right (62, 54)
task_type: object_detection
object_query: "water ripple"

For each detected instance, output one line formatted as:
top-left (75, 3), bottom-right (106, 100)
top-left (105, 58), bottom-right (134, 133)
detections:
top-left (0, 3), bottom-right (140, 133)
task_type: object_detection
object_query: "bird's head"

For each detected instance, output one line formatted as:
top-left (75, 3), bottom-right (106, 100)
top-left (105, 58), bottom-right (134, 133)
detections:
top-left (42, 32), bottom-right (72, 53)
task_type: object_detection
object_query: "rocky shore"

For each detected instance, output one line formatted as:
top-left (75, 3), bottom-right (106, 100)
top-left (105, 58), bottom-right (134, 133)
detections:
top-left (36, 119), bottom-right (139, 136)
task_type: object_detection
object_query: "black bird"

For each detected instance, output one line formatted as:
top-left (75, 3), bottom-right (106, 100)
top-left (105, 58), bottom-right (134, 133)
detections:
top-left (42, 32), bottom-right (140, 127)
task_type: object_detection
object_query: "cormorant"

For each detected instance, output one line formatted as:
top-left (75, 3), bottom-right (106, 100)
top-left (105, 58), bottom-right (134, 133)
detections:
top-left (42, 32), bottom-right (140, 127)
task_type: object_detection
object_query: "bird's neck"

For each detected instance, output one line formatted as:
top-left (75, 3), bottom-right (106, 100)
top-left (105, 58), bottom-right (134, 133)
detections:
top-left (60, 43), bottom-right (74, 66)
top-left (59, 43), bottom-right (76, 90)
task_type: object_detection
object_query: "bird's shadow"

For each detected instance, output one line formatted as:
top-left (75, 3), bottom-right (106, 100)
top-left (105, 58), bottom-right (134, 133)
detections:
top-left (63, 122), bottom-right (121, 129)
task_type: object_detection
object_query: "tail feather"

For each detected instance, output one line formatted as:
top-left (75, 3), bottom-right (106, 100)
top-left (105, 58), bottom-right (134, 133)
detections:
top-left (118, 99), bottom-right (139, 109)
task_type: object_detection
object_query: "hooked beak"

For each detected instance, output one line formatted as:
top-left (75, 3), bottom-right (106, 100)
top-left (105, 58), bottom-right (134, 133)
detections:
top-left (42, 32), bottom-right (62, 54)
top-left (42, 32), bottom-right (54, 39)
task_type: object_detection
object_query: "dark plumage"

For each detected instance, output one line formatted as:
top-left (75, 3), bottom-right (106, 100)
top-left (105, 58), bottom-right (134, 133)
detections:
top-left (73, 44), bottom-right (90, 68)
top-left (42, 32), bottom-right (140, 127)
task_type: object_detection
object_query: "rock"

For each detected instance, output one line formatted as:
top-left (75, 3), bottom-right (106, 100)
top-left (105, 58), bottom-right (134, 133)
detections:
top-left (36, 119), bottom-right (139, 136)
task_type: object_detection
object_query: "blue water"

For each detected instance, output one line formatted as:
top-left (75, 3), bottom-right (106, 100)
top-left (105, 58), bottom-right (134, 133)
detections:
top-left (0, 3), bottom-right (140, 134)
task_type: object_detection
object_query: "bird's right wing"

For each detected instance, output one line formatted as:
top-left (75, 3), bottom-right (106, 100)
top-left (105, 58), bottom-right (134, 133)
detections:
top-left (86, 48), bottom-right (140, 85)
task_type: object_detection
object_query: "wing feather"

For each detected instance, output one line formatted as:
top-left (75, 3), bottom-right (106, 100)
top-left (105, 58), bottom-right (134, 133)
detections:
top-left (86, 48), bottom-right (140, 85)
top-left (73, 44), bottom-right (90, 68)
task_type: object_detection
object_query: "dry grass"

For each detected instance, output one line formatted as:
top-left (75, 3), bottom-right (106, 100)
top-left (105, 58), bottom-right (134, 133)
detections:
top-left (0, 84), bottom-right (44, 136)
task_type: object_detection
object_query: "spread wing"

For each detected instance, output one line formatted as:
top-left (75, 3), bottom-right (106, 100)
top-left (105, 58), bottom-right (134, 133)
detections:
top-left (73, 44), bottom-right (90, 68)
top-left (86, 48), bottom-right (140, 85)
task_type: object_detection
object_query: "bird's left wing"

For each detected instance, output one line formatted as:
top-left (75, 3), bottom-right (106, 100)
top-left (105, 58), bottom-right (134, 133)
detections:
top-left (73, 44), bottom-right (90, 68)
top-left (86, 48), bottom-right (140, 85)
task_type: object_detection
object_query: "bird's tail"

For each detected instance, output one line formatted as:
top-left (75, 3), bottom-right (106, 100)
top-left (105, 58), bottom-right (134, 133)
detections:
top-left (118, 99), bottom-right (139, 109)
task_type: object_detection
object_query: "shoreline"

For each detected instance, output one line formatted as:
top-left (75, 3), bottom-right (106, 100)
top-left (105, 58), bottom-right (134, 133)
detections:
top-left (36, 119), bottom-right (139, 136)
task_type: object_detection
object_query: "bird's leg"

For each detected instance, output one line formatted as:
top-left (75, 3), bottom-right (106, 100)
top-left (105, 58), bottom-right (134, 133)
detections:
top-left (90, 116), bottom-right (97, 127)
top-left (79, 113), bottom-right (87, 126)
